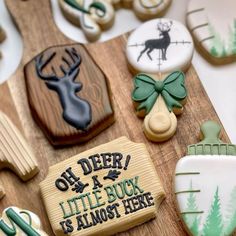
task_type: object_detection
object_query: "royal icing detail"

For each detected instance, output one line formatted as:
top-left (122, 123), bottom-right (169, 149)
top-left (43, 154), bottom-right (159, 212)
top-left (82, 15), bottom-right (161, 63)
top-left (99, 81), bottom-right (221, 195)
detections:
top-left (175, 121), bottom-right (236, 236)
top-left (40, 137), bottom-right (165, 236)
top-left (35, 47), bottom-right (92, 130)
top-left (59, 0), bottom-right (115, 41)
top-left (133, 0), bottom-right (172, 20)
top-left (187, 0), bottom-right (236, 63)
top-left (0, 111), bottom-right (39, 199)
top-left (24, 44), bottom-right (115, 146)
top-left (126, 18), bottom-right (194, 74)
top-left (0, 207), bottom-right (48, 235)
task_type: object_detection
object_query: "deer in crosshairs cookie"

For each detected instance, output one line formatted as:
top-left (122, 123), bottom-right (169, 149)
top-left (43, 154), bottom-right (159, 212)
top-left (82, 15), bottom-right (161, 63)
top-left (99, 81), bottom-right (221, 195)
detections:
top-left (137, 21), bottom-right (173, 62)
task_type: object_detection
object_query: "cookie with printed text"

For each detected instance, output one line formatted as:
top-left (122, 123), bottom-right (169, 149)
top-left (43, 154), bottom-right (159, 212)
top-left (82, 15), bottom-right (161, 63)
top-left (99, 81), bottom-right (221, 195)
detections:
top-left (40, 137), bottom-right (165, 236)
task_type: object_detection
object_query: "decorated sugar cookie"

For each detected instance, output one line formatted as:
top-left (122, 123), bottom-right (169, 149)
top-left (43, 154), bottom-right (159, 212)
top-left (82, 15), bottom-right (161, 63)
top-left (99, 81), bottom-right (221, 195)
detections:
top-left (126, 19), bottom-right (194, 74)
top-left (40, 137), bottom-right (165, 236)
top-left (126, 19), bottom-right (193, 142)
top-left (187, 0), bottom-right (236, 64)
top-left (59, 0), bottom-right (115, 41)
top-left (0, 207), bottom-right (48, 235)
top-left (0, 111), bottom-right (39, 199)
top-left (24, 45), bottom-right (114, 146)
top-left (175, 121), bottom-right (236, 236)
top-left (133, 0), bottom-right (172, 21)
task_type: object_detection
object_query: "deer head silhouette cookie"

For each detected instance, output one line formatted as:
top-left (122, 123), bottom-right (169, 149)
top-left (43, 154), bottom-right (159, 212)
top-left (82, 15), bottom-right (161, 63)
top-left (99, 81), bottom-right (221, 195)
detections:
top-left (24, 44), bottom-right (115, 146)
top-left (126, 19), bottom-right (194, 142)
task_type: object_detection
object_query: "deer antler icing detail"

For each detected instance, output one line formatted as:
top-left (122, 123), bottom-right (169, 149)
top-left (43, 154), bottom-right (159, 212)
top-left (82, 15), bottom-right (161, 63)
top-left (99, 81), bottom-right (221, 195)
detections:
top-left (35, 47), bottom-right (92, 130)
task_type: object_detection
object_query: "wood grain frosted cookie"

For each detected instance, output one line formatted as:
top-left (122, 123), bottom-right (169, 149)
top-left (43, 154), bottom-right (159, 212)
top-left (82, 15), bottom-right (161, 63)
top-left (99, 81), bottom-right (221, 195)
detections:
top-left (59, 0), bottom-right (115, 41)
top-left (24, 45), bottom-right (115, 146)
top-left (0, 207), bottom-right (48, 235)
top-left (126, 19), bottom-right (193, 142)
top-left (175, 121), bottom-right (236, 236)
top-left (0, 111), bottom-right (39, 200)
top-left (40, 137), bottom-right (165, 236)
top-left (187, 0), bottom-right (236, 64)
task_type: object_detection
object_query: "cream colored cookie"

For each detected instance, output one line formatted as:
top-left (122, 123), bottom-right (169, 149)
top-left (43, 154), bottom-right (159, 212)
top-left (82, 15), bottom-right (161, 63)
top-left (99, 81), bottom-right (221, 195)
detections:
top-left (132, 72), bottom-right (187, 142)
top-left (0, 111), bottom-right (39, 199)
top-left (59, 0), bottom-right (115, 41)
top-left (40, 137), bottom-right (165, 236)
top-left (187, 0), bottom-right (236, 64)
top-left (133, 0), bottom-right (172, 21)
top-left (0, 207), bottom-right (48, 235)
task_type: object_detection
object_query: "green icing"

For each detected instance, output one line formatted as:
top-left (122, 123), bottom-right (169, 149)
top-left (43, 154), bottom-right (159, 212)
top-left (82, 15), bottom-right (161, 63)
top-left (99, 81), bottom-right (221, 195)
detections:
top-left (0, 208), bottom-right (40, 236)
top-left (132, 71), bottom-right (187, 115)
top-left (202, 187), bottom-right (223, 236)
top-left (209, 20), bottom-right (236, 57)
top-left (187, 121), bottom-right (236, 155)
top-left (224, 187), bottom-right (236, 235)
top-left (182, 183), bottom-right (236, 236)
top-left (64, 0), bottom-right (106, 16)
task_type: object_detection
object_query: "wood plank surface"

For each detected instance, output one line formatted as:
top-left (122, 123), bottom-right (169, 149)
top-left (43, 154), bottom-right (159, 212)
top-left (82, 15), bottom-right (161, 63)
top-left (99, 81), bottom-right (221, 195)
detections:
top-left (0, 0), bottom-right (232, 235)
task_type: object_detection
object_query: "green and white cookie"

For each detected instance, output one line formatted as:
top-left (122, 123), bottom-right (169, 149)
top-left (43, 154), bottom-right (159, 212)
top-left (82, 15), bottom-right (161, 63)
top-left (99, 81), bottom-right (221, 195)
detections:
top-left (187, 0), bottom-right (236, 64)
top-left (175, 121), bottom-right (236, 236)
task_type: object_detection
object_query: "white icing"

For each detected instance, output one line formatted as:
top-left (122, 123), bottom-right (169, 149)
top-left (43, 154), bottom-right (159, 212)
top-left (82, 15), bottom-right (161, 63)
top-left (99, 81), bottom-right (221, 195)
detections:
top-left (187, 0), bottom-right (236, 58)
top-left (1, 207), bottom-right (48, 235)
top-left (175, 155), bottom-right (236, 236)
top-left (126, 18), bottom-right (194, 74)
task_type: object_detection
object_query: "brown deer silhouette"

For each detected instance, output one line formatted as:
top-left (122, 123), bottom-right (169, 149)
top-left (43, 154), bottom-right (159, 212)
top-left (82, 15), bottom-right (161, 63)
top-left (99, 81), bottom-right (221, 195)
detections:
top-left (137, 21), bottom-right (173, 62)
top-left (35, 47), bottom-right (92, 130)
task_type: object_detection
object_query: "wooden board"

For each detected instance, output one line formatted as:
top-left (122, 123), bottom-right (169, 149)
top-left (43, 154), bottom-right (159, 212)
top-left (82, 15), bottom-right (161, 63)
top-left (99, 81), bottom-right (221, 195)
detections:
top-left (0, 0), bottom-right (232, 235)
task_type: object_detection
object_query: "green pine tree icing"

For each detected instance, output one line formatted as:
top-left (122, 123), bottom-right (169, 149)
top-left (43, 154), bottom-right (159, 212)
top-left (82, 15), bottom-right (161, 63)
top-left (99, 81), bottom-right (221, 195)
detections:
top-left (202, 187), bottom-right (223, 236)
top-left (224, 187), bottom-right (236, 235)
top-left (183, 181), bottom-right (201, 235)
top-left (182, 185), bottom-right (236, 236)
top-left (210, 19), bottom-right (236, 57)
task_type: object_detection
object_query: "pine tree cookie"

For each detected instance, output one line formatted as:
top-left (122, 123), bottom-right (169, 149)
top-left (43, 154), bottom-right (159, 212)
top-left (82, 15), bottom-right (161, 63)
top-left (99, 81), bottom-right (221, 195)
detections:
top-left (0, 207), bottom-right (48, 235)
top-left (187, 0), bottom-right (236, 64)
top-left (126, 19), bottom-right (193, 142)
top-left (175, 121), bottom-right (236, 236)
top-left (58, 0), bottom-right (115, 41)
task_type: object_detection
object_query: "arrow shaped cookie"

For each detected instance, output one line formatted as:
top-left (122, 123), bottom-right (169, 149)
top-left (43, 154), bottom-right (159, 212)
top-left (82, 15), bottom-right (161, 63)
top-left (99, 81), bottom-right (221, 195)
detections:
top-left (175, 121), bottom-right (236, 236)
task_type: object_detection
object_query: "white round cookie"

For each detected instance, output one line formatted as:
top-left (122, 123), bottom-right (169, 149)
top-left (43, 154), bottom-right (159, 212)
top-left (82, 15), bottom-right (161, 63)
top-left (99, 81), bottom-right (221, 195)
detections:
top-left (187, 0), bottom-right (236, 64)
top-left (126, 18), bottom-right (194, 74)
